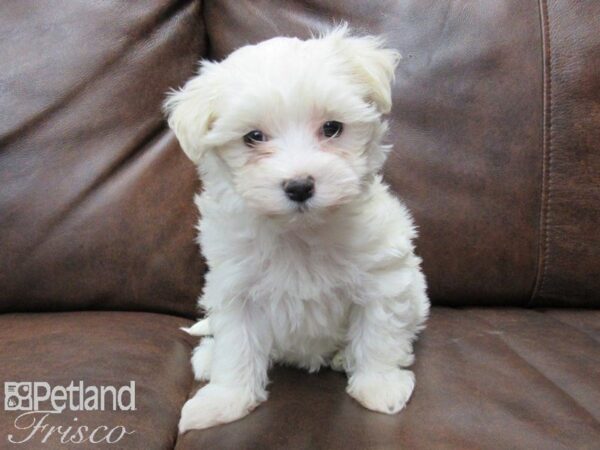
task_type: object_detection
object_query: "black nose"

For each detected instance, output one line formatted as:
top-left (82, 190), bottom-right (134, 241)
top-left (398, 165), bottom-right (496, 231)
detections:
top-left (283, 177), bottom-right (315, 203)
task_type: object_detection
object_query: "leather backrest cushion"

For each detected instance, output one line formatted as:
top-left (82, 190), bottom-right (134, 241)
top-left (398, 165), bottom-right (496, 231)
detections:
top-left (0, 1), bottom-right (206, 316)
top-left (203, 0), bottom-right (600, 308)
top-left (528, 0), bottom-right (600, 307)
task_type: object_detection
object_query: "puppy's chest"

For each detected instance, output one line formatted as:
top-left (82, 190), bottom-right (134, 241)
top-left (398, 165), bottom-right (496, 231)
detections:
top-left (237, 231), bottom-right (361, 352)
top-left (244, 231), bottom-right (364, 304)
top-left (266, 284), bottom-right (350, 357)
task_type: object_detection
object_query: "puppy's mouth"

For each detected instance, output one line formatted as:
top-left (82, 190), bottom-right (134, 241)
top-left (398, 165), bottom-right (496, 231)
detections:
top-left (295, 203), bottom-right (310, 214)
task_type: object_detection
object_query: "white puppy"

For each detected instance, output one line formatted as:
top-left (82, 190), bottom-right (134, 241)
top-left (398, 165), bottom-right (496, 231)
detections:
top-left (165, 25), bottom-right (429, 432)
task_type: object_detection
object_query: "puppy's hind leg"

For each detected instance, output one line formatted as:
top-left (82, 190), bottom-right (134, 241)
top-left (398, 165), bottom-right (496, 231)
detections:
top-left (191, 337), bottom-right (214, 381)
top-left (179, 304), bottom-right (272, 432)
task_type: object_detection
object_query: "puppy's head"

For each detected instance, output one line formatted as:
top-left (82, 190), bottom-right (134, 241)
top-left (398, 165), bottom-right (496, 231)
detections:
top-left (165, 25), bottom-right (400, 218)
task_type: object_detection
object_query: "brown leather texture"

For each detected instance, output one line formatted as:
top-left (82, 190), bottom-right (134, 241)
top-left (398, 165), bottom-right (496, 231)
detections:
top-left (176, 308), bottom-right (600, 450)
top-left (530, 0), bottom-right (600, 307)
top-left (0, 311), bottom-right (195, 450)
top-left (0, 0), bottom-right (205, 317)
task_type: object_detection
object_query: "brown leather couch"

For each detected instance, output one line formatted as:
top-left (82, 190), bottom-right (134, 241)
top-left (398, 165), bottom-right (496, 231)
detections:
top-left (1, 1), bottom-right (599, 449)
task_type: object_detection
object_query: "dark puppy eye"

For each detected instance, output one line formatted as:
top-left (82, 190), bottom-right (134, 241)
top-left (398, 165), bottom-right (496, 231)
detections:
top-left (322, 121), bottom-right (343, 138)
top-left (243, 130), bottom-right (267, 146)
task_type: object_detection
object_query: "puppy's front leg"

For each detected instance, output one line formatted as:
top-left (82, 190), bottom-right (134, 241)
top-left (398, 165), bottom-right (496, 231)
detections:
top-left (345, 268), bottom-right (428, 414)
top-left (179, 305), bottom-right (271, 432)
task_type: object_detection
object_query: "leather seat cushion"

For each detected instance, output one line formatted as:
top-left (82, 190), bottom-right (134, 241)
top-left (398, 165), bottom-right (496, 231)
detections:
top-left (1, 308), bottom-right (597, 449)
top-left (176, 307), bottom-right (600, 450)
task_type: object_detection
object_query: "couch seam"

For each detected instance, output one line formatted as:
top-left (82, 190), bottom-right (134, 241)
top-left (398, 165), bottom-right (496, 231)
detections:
top-left (200, 0), bottom-right (213, 60)
top-left (530, 0), bottom-right (553, 306)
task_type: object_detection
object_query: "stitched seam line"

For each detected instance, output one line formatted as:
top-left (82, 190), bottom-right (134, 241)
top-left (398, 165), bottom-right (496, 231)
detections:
top-left (530, 0), bottom-right (553, 306)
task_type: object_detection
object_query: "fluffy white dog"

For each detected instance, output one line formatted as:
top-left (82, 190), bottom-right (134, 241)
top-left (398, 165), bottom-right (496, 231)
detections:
top-left (165, 25), bottom-right (429, 432)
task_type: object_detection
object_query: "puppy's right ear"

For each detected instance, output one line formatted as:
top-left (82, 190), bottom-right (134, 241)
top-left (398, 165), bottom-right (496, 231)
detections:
top-left (163, 62), bottom-right (219, 164)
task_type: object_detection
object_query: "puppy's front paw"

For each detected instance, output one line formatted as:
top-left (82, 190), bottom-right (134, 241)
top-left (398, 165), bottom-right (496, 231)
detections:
top-left (178, 384), bottom-right (262, 432)
top-left (347, 369), bottom-right (415, 414)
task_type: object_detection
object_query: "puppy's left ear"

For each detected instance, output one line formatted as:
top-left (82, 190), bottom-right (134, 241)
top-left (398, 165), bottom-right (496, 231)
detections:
top-left (330, 29), bottom-right (401, 114)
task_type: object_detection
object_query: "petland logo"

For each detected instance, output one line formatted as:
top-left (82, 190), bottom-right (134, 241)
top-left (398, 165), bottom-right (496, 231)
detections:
top-left (4, 381), bottom-right (136, 445)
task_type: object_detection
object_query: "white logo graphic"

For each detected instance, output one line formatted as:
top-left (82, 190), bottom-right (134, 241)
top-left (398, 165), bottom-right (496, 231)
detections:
top-left (4, 382), bottom-right (32, 411)
top-left (3, 381), bottom-right (136, 445)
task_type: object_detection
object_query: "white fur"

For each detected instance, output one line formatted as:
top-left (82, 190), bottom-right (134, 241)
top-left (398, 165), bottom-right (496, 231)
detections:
top-left (180, 317), bottom-right (211, 336)
top-left (166, 25), bottom-right (429, 432)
